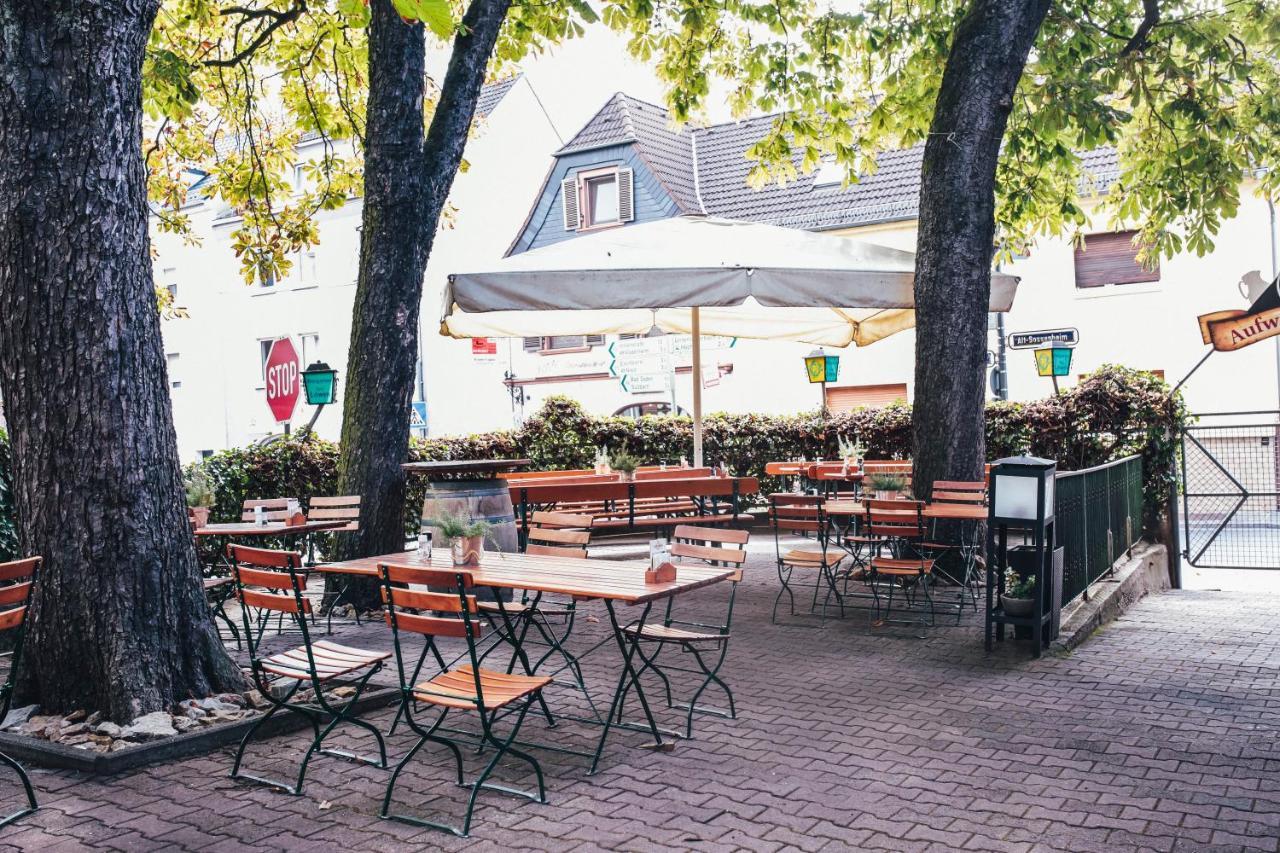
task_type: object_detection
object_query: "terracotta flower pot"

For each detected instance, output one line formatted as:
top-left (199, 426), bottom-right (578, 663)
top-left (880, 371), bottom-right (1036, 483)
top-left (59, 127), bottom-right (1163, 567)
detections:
top-left (188, 506), bottom-right (211, 529)
top-left (451, 535), bottom-right (485, 567)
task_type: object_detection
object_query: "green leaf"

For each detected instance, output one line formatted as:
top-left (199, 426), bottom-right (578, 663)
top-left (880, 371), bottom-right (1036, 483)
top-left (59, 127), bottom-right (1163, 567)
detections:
top-left (391, 0), bottom-right (454, 38)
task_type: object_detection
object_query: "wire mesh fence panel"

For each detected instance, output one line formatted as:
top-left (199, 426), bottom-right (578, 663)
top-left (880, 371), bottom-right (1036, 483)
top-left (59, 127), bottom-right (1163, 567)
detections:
top-left (1055, 455), bottom-right (1144, 604)
top-left (1180, 414), bottom-right (1280, 569)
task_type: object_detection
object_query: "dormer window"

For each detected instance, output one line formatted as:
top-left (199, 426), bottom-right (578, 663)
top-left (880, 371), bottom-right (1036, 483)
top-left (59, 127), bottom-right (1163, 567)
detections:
top-left (562, 166), bottom-right (634, 231)
top-left (812, 158), bottom-right (847, 190)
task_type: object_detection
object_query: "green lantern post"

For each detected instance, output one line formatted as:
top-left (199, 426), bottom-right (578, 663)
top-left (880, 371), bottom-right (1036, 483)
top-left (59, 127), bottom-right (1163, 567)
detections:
top-left (300, 361), bottom-right (338, 435)
top-left (804, 348), bottom-right (840, 418)
top-left (1033, 346), bottom-right (1073, 394)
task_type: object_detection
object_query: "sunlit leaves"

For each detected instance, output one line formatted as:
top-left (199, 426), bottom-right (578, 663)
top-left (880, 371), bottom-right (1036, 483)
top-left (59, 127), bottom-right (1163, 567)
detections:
top-left (602, 0), bottom-right (1280, 263)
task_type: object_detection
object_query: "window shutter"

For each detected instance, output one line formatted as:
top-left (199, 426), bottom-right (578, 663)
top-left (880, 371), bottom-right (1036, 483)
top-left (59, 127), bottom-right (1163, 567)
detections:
top-left (1074, 231), bottom-right (1160, 288)
top-left (586, 334), bottom-right (605, 347)
top-left (561, 176), bottom-right (579, 230)
top-left (522, 336), bottom-right (542, 352)
top-left (617, 168), bottom-right (634, 222)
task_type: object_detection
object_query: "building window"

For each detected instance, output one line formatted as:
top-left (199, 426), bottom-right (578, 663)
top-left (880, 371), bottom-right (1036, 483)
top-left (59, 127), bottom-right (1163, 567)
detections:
top-left (1074, 231), bottom-right (1160, 288)
top-left (614, 402), bottom-right (687, 418)
top-left (297, 250), bottom-right (317, 286)
top-left (258, 339), bottom-right (274, 383)
top-left (561, 167), bottom-right (634, 231)
top-left (824, 383), bottom-right (908, 414)
top-left (522, 335), bottom-right (605, 353)
top-left (162, 267), bottom-right (178, 302)
top-left (293, 163), bottom-right (308, 194)
top-left (300, 333), bottom-right (320, 366)
top-left (258, 265), bottom-right (275, 288)
top-left (166, 353), bottom-right (181, 389)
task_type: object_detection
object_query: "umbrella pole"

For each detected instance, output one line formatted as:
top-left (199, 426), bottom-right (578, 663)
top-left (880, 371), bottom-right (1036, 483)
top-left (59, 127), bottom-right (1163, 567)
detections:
top-left (691, 307), bottom-right (704, 468)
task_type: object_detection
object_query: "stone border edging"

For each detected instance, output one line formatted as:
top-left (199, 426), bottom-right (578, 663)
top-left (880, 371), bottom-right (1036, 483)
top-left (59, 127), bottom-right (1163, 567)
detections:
top-left (0, 686), bottom-right (401, 775)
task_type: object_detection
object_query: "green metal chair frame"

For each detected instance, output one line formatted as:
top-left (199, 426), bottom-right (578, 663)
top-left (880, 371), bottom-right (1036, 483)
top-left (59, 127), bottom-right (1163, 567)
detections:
top-left (860, 502), bottom-right (937, 635)
top-left (227, 544), bottom-right (390, 795)
top-left (379, 563), bottom-right (550, 838)
top-left (769, 495), bottom-right (845, 624)
top-left (617, 525), bottom-right (749, 737)
top-left (0, 557), bottom-right (39, 828)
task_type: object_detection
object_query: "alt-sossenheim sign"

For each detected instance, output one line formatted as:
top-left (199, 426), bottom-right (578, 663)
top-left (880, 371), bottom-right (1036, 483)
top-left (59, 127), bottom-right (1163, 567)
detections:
top-left (1007, 328), bottom-right (1079, 350)
top-left (264, 337), bottom-right (301, 423)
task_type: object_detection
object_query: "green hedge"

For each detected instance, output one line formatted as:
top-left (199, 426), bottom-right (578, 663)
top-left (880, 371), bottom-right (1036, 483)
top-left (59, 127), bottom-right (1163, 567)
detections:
top-left (0, 366), bottom-right (1182, 551)
top-left (181, 363), bottom-right (1184, 538)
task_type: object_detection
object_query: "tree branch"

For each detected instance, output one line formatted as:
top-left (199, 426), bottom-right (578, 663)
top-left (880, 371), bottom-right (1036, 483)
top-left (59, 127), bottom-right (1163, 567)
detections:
top-left (1121, 0), bottom-right (1160, 56)
top-left (205, 1), bottom-right (307, 67)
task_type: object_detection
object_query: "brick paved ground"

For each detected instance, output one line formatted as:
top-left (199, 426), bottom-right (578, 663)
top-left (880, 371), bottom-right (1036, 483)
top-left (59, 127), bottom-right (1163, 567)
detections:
top-left (0, 540), bottom-right (1277, 852)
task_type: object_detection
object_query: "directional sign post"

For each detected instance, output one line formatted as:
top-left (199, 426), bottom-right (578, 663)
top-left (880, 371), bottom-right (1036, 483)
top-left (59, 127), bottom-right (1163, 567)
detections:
top-left (264, 337), bottom-right (301, 424)
top-left (608, 338), bottom-right (673, 394)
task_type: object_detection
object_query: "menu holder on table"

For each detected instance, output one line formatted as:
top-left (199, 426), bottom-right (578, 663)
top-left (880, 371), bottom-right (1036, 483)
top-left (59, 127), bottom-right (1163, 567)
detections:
top-left (644, 562), bottom-right (677, 584)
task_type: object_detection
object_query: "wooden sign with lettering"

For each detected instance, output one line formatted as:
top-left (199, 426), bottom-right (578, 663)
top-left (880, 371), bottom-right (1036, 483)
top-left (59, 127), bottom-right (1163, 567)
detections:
top-left (1199, 274), bottom-right (1280, 352)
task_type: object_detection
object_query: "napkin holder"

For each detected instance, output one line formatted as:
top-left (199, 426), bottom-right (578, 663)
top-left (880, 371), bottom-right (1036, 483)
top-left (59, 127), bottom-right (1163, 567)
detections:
top-left (644, 562), bottom-right (677, 584)
top-left (288, 510), bottom-right (307, 526)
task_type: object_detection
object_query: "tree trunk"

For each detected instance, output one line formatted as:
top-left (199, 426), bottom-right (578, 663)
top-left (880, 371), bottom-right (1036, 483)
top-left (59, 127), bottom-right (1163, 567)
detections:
top-left (333, 0), bottom-right (511, 608)
top-left (0, 0), bottom-right (246, 720)
top-left (911, 0), bottom-right (1050, 496)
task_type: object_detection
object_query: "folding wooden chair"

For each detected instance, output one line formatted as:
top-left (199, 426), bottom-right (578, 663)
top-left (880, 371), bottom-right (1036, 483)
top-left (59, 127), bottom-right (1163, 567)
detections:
top-left (307, 495), bottom-right (363, 629)
top-left (769, 495), bottom-right (844, 624)
top-left (241, 497), bottom-right (294, 522)
top-left (478, 512), bottom-right (591, 682)
top-left (189, 508), bottom-right (240, 649)
top-left (927, 480), bottom-right (988, 616)
top-left (620, 525), bottom-right (748, 737)
top-left (379, 563), bottom-right (550, 838)
top-left (860, 503), bottom-right (936, 635)
top-left (227, 545), bottom-right (390, 795)
top-left (0, 558), bottom-right (39, 827)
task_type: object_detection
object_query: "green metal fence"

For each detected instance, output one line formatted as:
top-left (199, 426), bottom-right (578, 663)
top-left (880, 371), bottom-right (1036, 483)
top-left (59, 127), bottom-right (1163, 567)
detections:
top-left (1054, 454), bottom-right (1144, 605)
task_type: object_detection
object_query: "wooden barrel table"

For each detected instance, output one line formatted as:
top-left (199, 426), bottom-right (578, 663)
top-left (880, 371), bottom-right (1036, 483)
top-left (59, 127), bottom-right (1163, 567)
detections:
top-left (402, 459), bottom-right (531, 601)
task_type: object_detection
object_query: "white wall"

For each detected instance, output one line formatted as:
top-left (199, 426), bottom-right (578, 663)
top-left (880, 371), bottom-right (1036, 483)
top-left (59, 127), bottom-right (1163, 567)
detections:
top-left (154, 79), bottom-right (562, 460)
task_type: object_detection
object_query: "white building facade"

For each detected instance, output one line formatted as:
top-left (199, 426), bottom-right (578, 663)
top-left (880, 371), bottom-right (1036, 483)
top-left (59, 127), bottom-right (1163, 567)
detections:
top-left (153, 89), bottom-right (1280, 462)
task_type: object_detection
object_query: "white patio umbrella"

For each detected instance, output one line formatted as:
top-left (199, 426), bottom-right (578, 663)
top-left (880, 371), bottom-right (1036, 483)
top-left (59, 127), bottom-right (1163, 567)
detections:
top-left (441, 215), bottom-right (1020, 465)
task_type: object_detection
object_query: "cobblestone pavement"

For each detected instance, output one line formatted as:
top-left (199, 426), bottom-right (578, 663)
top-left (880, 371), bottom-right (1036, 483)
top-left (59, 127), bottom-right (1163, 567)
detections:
top-left (0, 540), bottom-right (1277, 852)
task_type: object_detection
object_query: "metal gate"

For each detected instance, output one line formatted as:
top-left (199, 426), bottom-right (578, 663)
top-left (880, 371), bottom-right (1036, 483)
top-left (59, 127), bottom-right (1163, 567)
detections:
top-left (1180, 411), bottom-right (1280, 569)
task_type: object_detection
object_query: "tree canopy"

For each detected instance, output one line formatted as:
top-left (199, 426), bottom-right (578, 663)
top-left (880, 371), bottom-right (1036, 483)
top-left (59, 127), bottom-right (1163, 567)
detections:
top-left (143, 0), bottom-right (597, 283)
top-left (603, 0), bottom-right (1280, 262)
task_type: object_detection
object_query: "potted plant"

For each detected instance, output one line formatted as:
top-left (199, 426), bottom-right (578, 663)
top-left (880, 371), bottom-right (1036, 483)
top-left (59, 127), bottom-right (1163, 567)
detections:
top-left (610, 448), bottom-right (640, 481)
top-left (867, 472), bottom-right (907, 501)
top-left (593, 445), bottom-right (611, 475)
top-left (184, 468), bottom-right (214, 529)
top-left (837, 434), bottom-right (866, 470)
top-left (437, 514), bottom-right (492, 566)
top-left (1001, 567), bottom-right (1037, 617)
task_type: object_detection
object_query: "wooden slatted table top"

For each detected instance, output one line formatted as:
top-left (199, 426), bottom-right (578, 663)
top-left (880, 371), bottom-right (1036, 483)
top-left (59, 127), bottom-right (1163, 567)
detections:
top-left (315, 549), bottom-right (735, 605)
top-left (821, 501), bottom-right (988, 521)
top-left (194, 520), bottom-right (349, 537)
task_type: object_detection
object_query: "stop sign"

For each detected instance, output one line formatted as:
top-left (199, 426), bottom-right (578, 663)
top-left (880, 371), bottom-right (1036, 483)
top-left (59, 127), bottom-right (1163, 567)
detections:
top-left (264, 337), bottom-right (301, 423)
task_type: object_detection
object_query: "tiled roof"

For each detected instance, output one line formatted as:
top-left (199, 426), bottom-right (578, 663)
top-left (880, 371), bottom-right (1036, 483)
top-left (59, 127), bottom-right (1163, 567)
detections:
top-left (475, 75), bottom-right (521, 119)
top-left (557, 94), bottom-right (1120, 231)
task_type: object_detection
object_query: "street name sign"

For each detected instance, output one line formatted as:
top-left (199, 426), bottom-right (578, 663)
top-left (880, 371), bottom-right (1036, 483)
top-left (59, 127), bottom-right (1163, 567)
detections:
top-left (1008, 328), bottom-right (1079, 349)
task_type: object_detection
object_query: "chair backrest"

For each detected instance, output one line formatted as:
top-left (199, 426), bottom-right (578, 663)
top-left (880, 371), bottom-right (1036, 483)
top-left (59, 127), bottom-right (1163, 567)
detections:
top-left (378, 564), bottom-right (487, 708)
top-left (227, 545), bottom-right (310, 659)
top-left (864, 502), bottom-right (926, 539)
top-left (671, 525), bottom-right (748, 580)
top-left (770, 495), bottom-right (826, 535)
top-left (527, 511), bottom-right (592, 559)
top-left (0, 557), bottom-right (39, 716)
top-left (308, 495), bottom-right (360, 531)
top-left (241, 497), bottom-right (294, 522)
top-left (931, 480), bottom-right (987, 504)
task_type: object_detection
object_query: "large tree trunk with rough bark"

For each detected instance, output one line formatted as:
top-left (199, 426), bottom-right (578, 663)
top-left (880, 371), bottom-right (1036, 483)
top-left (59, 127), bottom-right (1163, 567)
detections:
top-left (0, 0), bottom-right (246, 720)
top-left (333, 0), bottom-right (511, 608)
top-left (911, 0), bottom-right (1050, 496)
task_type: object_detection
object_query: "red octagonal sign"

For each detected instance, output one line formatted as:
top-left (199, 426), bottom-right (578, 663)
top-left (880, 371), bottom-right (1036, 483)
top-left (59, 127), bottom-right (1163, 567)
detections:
top-left (264, 337), bottom-right (301, 423)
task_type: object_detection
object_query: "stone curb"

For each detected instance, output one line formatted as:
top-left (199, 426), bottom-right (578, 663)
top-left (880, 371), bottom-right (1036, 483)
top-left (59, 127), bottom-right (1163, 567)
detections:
top-left (1052, 541), bottom-right (1170, 653)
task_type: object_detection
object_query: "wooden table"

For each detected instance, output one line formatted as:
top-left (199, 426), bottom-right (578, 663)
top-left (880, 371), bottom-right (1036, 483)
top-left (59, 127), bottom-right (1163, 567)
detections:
top-left (509, 476), bottom-right (759, 536)
top-left (195, 520), bottom-right (350, 538)
top-left (315, 549), bottom-right (735, 773)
